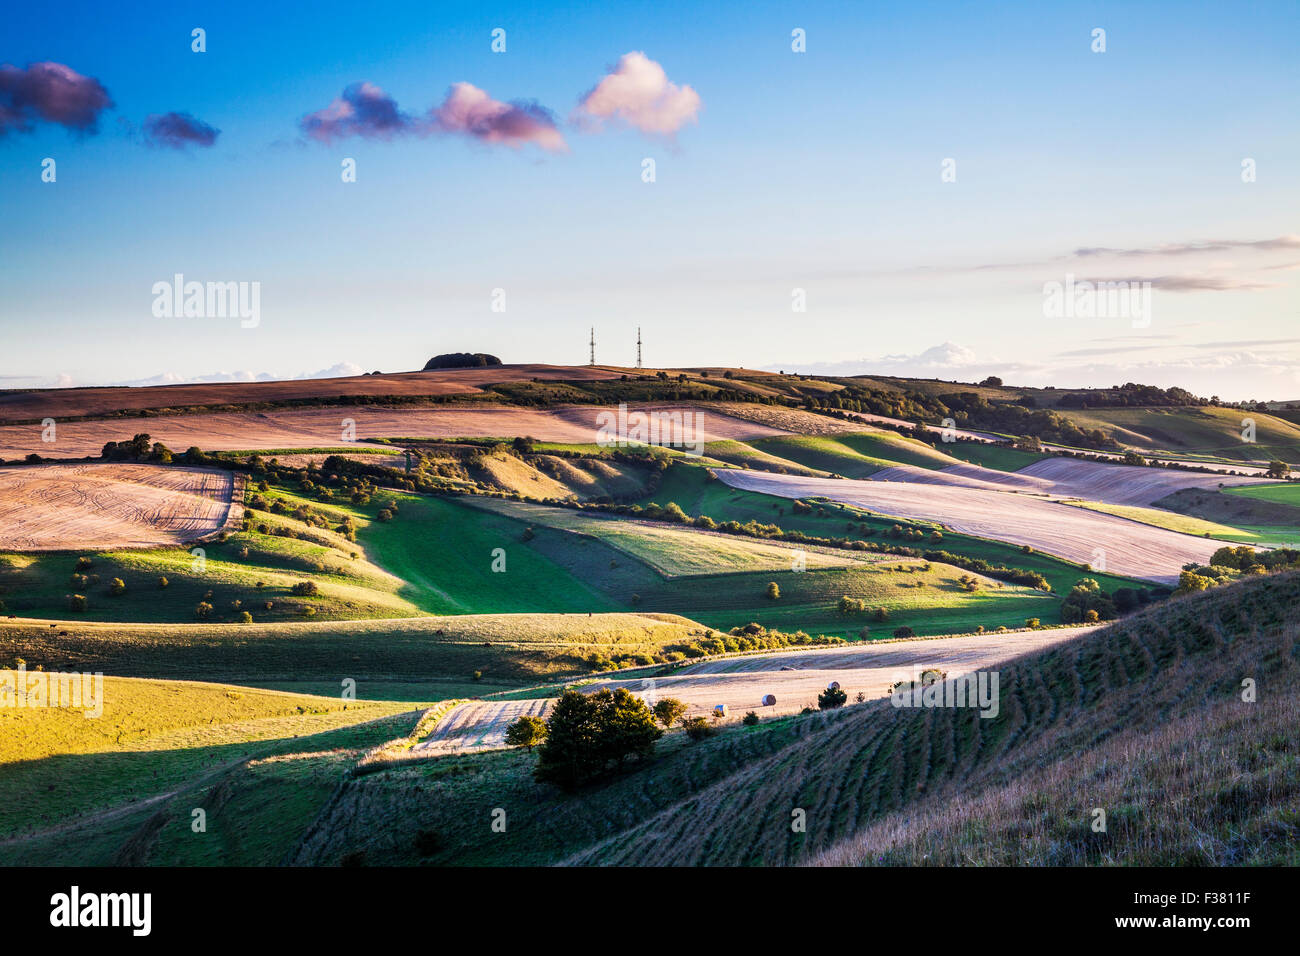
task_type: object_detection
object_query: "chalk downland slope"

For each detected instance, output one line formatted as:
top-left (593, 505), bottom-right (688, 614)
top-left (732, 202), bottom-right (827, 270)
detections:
top-left (563, 571), bottom-right (1300, 866)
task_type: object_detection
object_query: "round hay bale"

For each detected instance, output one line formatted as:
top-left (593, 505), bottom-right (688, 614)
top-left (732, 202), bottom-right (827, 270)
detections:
top-left (761, 694), bottom-right (776, 707)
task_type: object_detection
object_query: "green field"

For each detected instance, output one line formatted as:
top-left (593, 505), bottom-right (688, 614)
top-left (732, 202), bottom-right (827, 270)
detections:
top-left (1224, 482), bottom-right (1300, 506)
top-left (0, 675), bottom-right (415, 837)
top-left (37, 570), bottom-right (1279, 868)
top-left (747, 432), bottom-right (957, 478)
top-left (0, 612), bottom-right (705, 687)
top-left (1063, 406), bottom-right (1300, 464)
top-left (1065, 500), bottom-right (1258, 541)
top-left (941, 442), bottom-right (1048, 472)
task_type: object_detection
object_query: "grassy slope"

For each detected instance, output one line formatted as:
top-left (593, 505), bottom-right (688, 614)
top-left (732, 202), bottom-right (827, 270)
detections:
top-left (0, 483), bottom-right (423, 623)
top-left (1062, 406), bottom-right (1300, 464)
top-left (940, 442), bottom-right (1049, 472)
top-left (0, 612), bottom-right (704, 687)
top-left (1065, 500), bottom-right (1257, 542)
top-left (0, 676), bottom-right (412, 837)
top-left (269, 570), bottom-right (1300, 867)
top-left (1224, 482), bottom-right (1300, 506)
top-left (0, 708), bottom-right (422, 864)
top-left (457, 494), bottom-right (1058, 635)
top-left (568, 571), bottom-right (1300, 866)
top-left (748, 433), bottom-right (956, 478)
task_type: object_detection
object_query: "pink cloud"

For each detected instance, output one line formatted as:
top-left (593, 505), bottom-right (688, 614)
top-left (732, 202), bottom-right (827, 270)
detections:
top-left (0, 61), bottom-right (113, 136)
top-left (430, 83), bottom-right (566, 152)
top-left (299, 82), bottom-right (411, 143)
top-left (576, 52), bottom-right (701, 136)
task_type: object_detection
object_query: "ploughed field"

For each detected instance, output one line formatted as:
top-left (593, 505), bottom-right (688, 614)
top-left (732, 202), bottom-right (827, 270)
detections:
top-left (0, 403), bottom-right (787, 459)
top-left (711, 468), bottom-right (1223, 584)
top-left (0, 464), bottom-right (235, 551)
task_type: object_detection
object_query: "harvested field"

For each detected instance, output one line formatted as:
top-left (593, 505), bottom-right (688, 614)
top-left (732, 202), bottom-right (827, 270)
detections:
top-left (0, 464), bottom-right (234, 551)
top-left (415, 698), bottom-right (551, 755)
top-left (0, 364), bottom-right (631, 423)
top-left (418, 627), bottom-right (1095, 753)
top-left (870, 456), bottom-right (1267, 507)
top-left (711, 469), bottom-right (1224, 583)
top-left (1014, 457), bottom-right (1266, 505)
top-left (0, 403), bottom-right (788, 460)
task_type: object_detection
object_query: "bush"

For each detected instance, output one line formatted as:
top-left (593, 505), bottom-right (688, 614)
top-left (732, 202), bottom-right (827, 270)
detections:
top-left (68, 594), bottom-right (87, 612)
top-left (742, 711), bottom-right (760, 726)
top-left (158, 576), bottom-right (169, 589)
top-left (291, 580), bottom-right (319, 596)
top-left (652, 697), bottom-right (688, 729)
top-left (892, 626), bottom-right (916, 638)
top-left (765, 581), bottom-right (780, 600)
top-left (195, 601), bottom-right (213, 619)
top-left (237, 611), bottom-right (253, 624)
top-left (108, 577), bottom-right (126, 596)
top-left (681, 716), bottom-right (718, 741)
top-left (504, 715), bottom-right (547, 750)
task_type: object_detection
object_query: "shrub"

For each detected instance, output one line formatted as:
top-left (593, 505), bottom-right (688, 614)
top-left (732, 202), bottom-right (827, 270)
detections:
top-left (291, 580), bottom-right (319, 596)
top-left (652, 697), bottom-right (688, 729)
top-left (892, 626), bottom-right (916, 638)
top-left (765, 581), bottom-right (780, 600)
top-left (195, 601), bottom-right (213, 619)
top-left (504, 715), bottom-right (547, 750)
top-left (742, 711), bottom-right (760, 726)
top-left (237, 611), bottom-right (253, 624)
top-left (68, 594), bottom-right (87, 612)
top-left (108, 577), bottom-right (126, 596)
top-left (682, 716), bottom-right (718, 741)
top-left (158, 576), bottom-right (169, 589)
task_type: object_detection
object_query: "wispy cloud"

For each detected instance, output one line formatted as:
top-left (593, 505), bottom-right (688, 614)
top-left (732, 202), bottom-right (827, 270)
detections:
top-left (143, 111), bottom-right (219, 149)
top-left (1074, 236), bottom-right (1300, 258)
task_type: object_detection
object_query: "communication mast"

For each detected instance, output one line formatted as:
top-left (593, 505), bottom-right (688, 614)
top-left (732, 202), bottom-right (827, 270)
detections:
top-left (588, 327), bottom-right (595, 366)
top-left (636, 327), bottom-right (643, 369)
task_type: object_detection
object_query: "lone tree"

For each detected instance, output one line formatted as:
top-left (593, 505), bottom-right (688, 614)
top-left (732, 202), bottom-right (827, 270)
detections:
top-left (504, 715), bottom-right (547, 751)
top-left (765, 581), bottom-right (780, 600)
top-left (535, 688), bottom-right (662, 790)
top-left (652, 697), bottom-right (688, 729)
top-left (1266, 459), bottom-right (1291, 479)
top-left (818, 685), bottom-right (848, 709)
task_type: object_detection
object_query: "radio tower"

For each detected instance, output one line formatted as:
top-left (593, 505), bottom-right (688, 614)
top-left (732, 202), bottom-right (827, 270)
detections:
top-left (636, 327), bottom-right (643, 369)
top-left (588, 327), bottom-right (595, 366)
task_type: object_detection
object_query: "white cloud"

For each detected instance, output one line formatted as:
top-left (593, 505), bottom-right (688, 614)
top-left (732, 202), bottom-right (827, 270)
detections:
top-left (575, 52), bottom-right (701, 135)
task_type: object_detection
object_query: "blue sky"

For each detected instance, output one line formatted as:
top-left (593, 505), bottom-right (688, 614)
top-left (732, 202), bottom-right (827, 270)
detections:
top-left (2, 0), bottom-right (1297, 400)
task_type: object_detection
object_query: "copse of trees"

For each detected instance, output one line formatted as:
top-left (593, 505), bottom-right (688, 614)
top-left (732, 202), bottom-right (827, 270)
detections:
top-left (504, 715), bottom-right (547, 751)
top-left (534, 688), bottom-right (663, 790)
top-left (423, 352), bottom-right (502, 369)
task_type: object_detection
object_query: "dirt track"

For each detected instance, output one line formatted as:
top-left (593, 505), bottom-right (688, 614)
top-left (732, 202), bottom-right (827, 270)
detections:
top-left (0, 463), bottom-right (234, 550)
top-left (712, 469), bottom-right (1222, 583)
top-left (418, 626), bottom-right (1097, 752)
top-left (0, 403), bottom-right (789, 459)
